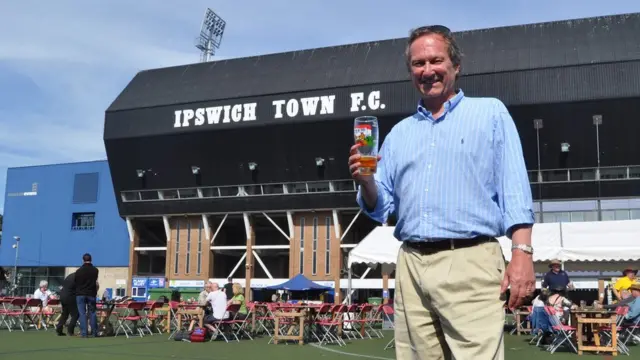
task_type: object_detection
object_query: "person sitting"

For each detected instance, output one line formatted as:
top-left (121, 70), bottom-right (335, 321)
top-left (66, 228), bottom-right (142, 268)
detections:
top-left (203, 283), bottom-right (229, 333)
top-left (547, 285), bottom-right (576, 324)
top-left (227, 283), bottom-right (248, 320)
top-left (34, 280), bottom-right (53, 307)
top-left (198, 281), bottom-right (212, 306)
top-left (532, 288), bottom-right (550, 308)
top-left (621, 283), bottom-right (640, 326)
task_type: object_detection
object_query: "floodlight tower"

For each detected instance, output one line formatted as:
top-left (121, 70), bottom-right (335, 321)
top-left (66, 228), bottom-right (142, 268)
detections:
top-left (195, 8), bottom-right (226, 62)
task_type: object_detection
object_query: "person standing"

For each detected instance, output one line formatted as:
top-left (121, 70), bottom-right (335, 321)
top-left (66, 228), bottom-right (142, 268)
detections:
top-left (223, 277), bottom-right (234, 298)
top-left (349, 25), bottom-right (535, 359)
top-left (56, 271), bottom-right (79, 336)
top-left (74, 253), bottom-right (99, 338)
top-left (542, 259), bottom-right (573, 290)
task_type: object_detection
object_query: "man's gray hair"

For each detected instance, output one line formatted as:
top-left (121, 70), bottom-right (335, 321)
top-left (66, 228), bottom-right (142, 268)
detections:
top-left (405, 25), bottom-right (463, 74)
top-left (39, 280), bottom-right (48, 288)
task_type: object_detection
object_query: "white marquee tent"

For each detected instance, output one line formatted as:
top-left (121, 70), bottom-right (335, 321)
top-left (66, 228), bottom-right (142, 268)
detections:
top-left (346, 220), bottom-right (640, 292)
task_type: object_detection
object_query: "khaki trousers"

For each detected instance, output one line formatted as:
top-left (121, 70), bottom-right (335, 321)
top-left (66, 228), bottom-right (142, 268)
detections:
top-left (394, 240), bottom-right (506, 360)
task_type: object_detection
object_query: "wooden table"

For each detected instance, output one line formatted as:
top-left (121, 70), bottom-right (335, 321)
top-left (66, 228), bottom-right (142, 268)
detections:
top-left (573, 309), bottom-right (617, 356)
top-left (513, 308), bottom-right (531, 335)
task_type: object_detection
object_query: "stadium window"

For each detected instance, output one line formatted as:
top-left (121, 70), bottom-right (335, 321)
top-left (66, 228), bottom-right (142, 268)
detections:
top-left (185, 220), bottom-right (191, 275)
top-left (71, 212), bottom-right (96, 230)
top-left (299, 217), bottom-right (305, 275)
top-left (325, 217), bottom-right (331, 275)
top-left (174, 221), bottom-right (180, 275)
top-left (312, 217), bottom-right (318, 275)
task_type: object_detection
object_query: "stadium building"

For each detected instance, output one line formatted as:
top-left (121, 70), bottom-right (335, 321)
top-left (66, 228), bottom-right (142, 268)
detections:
top-left (3, 13), bottom-right (640, 299)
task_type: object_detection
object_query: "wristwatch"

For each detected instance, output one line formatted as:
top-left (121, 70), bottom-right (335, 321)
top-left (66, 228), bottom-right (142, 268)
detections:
top-left (512, 244), bottom-right (534, 255)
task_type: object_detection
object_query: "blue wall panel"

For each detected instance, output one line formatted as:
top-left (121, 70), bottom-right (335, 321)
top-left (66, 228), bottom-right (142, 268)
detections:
top-left (0, 160), bottom-right (129, 267)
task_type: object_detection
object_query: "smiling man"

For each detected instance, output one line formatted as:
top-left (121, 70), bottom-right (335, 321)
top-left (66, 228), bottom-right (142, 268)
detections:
top-left (349, 25), bottom-right (535, 359)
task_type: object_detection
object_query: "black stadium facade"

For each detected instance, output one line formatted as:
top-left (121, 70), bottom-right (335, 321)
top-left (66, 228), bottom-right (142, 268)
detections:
top-left (104, 13), bottom-right (640, 300)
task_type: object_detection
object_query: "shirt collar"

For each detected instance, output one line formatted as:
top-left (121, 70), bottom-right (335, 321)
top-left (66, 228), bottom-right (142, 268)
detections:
top-left (417, 89), bottom-right (465, 120)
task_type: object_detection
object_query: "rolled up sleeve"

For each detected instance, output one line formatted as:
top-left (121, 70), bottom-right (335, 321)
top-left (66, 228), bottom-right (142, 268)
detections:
top-left (356, 132), bottom-right (395, 224)
top-left (495, 102), bottom-right (535, 238)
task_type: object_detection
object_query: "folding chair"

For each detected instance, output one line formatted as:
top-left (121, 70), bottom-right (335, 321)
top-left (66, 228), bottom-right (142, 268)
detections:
top-left (544, 306), bottom-right (577, 354)
top-left (114, 301), bottom-right (147, 338)
top-left (313, 304), bottom-right (347, 346)
top-left (381, 305), bottom-right (395, 350)
top-left (209, 304), bottom-right (241, 343)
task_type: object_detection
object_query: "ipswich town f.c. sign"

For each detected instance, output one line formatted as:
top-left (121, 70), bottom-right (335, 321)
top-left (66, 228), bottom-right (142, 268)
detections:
top-left (173, 90), bottom-right (385, 128)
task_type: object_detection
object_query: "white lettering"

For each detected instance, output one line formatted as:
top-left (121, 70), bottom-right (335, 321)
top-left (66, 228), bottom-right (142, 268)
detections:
top-left (194, 108), bottom-right (205, 126)
top-left (231, 104), bottom-right (243, 122)
top-left (320, 95), bottom-right (335, 115)
top-left (286, 99), bottom-right (299, 117)
top-left (206, 107), bottom-right (223, 124)
top-left (300, 97), bottom-right (320, 116)
top-left (173, 110), bottom-right (183, 128)
top-left (243, 103), bottom-right (257, 121)
top-left (222, 105), bottom-right (231, 123)
top-left (350, 92), bottom-right (364, 112)
top-left (182, 109), bottom-right (194, 127)
top-left (368, 91), bottom-right (381, 110)
top-left (272, 100), bottom-right (286, 119)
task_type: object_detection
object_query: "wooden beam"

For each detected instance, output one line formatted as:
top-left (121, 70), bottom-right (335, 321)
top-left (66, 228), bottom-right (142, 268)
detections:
top-left (243, 213), bottom-right (255, 301)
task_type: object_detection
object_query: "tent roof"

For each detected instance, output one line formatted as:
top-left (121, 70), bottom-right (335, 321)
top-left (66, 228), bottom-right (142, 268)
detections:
top-left (348, 226), bottom-right (401, 267)
top-left (348, 221), bottom-right (640, 266)
top-left (263, 274), bottom-right (332, 291)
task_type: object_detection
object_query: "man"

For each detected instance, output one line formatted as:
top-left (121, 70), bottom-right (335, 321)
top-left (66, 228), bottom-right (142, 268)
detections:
top-left (223, 277), bottom-right (234, 298)
top-left (198, 281), bottom-right (213, 305)
top-left (349, 25), bottom-right (535, 359)
top-left (74, 253), bottom-right (99, 338)
top-left (56, 271), bottom-right (79, 336)
top-left (203, 283), bottom-right (229, 332)
top-left (542, 260), bottom-right (573, 290)
top-left (622, 283), bottom-right (640, 324)
top-left (613, 267), bottom-right (637, 301)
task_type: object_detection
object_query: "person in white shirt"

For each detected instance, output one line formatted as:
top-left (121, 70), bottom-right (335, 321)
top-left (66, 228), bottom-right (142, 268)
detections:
top-left (205, 283), bottom-right (229, 323)
top-left (33, 280), bottom-right (53, 307)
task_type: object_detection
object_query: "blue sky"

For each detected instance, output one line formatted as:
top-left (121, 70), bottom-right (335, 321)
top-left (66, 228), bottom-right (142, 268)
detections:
top-left (0, 0), bottom-right (638, 213)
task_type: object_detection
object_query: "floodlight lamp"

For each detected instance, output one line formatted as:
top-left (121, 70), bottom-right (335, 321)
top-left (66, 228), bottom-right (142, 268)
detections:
top-left (533, 119), bottom-right (543, 129)
top-left (592, 114), bottom-right (603, 125)
top-left (315, 157), bottom-right (325, 167)
top-left (191, 166), bottom-right (200, 175)
top-left (248, 162), bottom-right (258, 171)
top-left (560, 142), bottom-right (570, 153)
top-left (13, 236), bottom-right (20, 242)
top-left (136, 169), bottom-right (146, 178)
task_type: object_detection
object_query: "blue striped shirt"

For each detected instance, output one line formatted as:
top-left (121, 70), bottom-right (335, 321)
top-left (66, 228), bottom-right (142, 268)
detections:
top-left (356, 90), bottom-right (534, 241)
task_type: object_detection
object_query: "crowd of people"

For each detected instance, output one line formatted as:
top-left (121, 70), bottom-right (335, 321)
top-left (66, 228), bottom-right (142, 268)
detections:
top-left (529, 261), bottom-right (640, 345)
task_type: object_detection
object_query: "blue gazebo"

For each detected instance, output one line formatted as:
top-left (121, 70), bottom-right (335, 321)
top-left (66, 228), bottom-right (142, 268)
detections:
top-left (264, 274), bottom-right (332, 291)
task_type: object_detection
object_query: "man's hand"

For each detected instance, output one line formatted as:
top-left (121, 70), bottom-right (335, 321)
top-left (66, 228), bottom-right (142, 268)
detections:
top-left (500, 250), bottom-right (535, 310)
top-left (348, 144), bottom-right (381, 183)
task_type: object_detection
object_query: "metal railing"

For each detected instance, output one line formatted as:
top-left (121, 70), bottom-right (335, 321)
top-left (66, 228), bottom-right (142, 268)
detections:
top-left (120, 165), bottom-right (640, 203)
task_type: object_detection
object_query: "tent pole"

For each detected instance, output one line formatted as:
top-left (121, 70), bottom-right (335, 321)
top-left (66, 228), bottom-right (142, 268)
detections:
top-left (347, 267), bottom-right (352, 305)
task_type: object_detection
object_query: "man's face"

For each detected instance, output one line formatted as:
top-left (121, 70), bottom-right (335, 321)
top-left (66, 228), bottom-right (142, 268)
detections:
top-left (211, 284), bottom-right (219, 291)
top-left (408, 33), bottom-right (459, 100)
top-left (632, 289), bottom-right (640, 298)
top-left (551, 264), bottom-right (561, 273)
top-left (628, 271), bottom-right (636, 280)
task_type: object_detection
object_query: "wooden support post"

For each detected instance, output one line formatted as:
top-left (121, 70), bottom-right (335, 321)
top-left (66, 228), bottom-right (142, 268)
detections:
top-left (332, 210), bottom-right (343, 304)
top-left (127, 219), bottom-right (139, 293)
top-left (244, 213), bottom-right (255, 301)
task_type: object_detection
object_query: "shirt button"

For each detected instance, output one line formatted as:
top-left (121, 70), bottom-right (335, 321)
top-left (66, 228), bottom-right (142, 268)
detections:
top-left (425, 189), bottom-right (429, 192)
top-left (428, 164), bottom-right (431, 169)
top-left (431, 143), bottom-right (435, 147)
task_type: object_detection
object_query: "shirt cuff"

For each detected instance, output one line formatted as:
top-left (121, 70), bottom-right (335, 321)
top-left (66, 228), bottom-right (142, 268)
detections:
top-left (504, 208), bottom-right (535, 238)
top-left (356, 182), bottom-right (388, 224)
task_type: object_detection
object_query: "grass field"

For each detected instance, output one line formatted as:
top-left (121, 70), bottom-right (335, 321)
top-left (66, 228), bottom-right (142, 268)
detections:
top-left (0, 330), bottom-right (614, 360)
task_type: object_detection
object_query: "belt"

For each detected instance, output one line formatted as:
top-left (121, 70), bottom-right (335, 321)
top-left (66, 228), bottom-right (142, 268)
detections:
top-left (404, 236), bottom-right (493, 253)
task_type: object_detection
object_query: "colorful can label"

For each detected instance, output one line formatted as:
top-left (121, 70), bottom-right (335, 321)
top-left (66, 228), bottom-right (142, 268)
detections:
top-left (354, 124), bottom-right (373, 147)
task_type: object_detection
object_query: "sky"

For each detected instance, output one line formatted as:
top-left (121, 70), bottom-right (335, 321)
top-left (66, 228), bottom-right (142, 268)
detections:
top-left (0, 0), bottom-right (638, 213)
